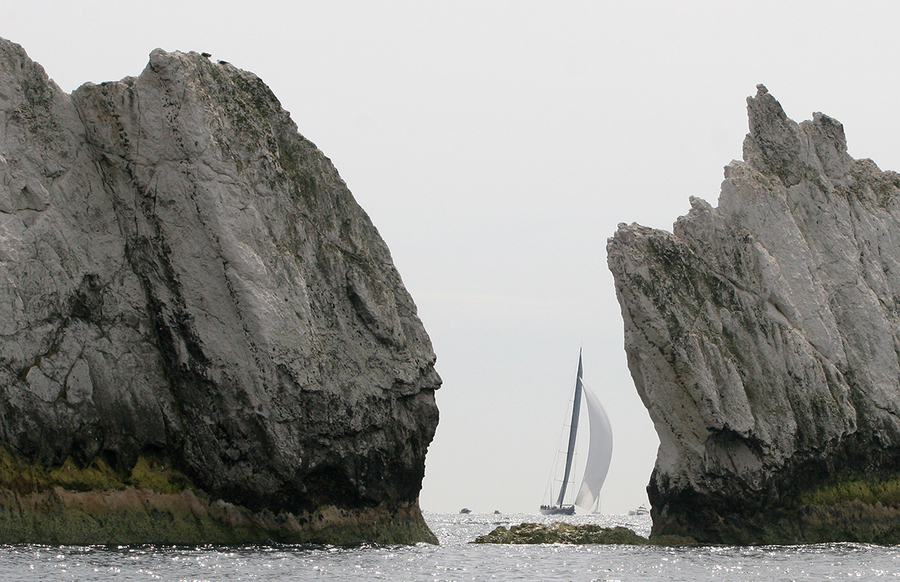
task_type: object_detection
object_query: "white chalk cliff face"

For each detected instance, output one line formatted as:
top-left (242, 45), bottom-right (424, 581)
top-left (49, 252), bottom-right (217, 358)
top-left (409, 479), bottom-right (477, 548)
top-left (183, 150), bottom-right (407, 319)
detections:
top-left (0, 38), bottom-right (439, 543)
top-left (608, 85), bottom-right (900, 544)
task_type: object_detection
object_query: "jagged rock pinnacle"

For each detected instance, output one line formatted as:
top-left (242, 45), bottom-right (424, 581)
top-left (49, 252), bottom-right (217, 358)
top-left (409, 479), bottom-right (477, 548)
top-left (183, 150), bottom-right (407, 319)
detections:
top-left (609, 86), bottom-right (900, 544)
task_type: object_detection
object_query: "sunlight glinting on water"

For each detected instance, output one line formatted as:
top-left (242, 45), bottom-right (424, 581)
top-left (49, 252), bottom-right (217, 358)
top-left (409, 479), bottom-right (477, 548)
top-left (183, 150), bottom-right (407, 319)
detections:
top-left (2, 513), bottom-right (900, 581)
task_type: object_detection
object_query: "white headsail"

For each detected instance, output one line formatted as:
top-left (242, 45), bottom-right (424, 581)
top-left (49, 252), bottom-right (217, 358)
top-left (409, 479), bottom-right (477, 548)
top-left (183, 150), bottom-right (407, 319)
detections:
top-left (574, 380), bottom-right (613, 510)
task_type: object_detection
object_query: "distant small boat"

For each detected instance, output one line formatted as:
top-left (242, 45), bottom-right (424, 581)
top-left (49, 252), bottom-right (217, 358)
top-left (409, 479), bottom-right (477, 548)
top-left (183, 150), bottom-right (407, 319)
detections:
top-left (493, 510), bottom-right (501, 514)
top-left (459, 508), bottom-right (472, 514)
top-left (628, 504), bottom-right (649, 516)
top-left (540, 350), bottom-right (613, 515)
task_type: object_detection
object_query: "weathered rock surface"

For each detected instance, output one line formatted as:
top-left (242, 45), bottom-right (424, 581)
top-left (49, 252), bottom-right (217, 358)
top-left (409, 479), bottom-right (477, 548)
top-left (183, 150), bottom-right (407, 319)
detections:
top-left (608, 85), bottom-right (900, 544)
top-left (0, 38), bottom-right (439, 544)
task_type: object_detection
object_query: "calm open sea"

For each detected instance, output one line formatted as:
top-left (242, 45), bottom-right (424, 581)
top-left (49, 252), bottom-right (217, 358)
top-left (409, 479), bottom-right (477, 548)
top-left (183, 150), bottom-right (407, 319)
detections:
top-left (2, 511), bottom-right (899, 581)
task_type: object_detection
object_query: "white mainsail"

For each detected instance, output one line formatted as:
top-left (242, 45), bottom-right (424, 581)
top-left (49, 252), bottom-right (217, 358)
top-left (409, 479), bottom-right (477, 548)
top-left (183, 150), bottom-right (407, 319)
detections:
top-left (574, 380), bottom-right (613, 511)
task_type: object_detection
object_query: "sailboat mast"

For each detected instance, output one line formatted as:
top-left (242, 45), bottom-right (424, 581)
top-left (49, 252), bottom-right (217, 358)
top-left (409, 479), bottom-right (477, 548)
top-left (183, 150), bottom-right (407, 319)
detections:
top-left (555, 350), bottom-right (584, 507)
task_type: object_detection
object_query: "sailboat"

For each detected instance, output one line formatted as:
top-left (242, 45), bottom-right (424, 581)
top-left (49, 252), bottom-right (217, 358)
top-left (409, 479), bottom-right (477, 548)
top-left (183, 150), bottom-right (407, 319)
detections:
top-left (540, 350), bottom-right (613, 515)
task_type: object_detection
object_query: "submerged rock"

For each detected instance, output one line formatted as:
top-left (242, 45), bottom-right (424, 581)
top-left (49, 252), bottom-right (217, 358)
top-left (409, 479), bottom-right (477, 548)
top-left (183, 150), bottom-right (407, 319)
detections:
top-left (473, 522), bottom-right (647, 544)
top-left (0, 38), bottom-right (439, 544)
top-left (471, 522), bottom-right (694, 545)
top-left (608, 85), bottom-right (900, 544)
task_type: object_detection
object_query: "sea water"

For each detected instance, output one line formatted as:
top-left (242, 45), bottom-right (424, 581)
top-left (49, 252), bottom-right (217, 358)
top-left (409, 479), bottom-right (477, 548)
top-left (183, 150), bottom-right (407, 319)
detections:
top-left (2, 512), bottom-right (900, 581)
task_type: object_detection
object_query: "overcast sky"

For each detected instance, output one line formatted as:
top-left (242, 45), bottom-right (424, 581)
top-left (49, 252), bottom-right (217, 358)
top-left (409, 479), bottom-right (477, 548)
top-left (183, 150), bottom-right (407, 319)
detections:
top-left (4, 1), bottom-right (900, 515)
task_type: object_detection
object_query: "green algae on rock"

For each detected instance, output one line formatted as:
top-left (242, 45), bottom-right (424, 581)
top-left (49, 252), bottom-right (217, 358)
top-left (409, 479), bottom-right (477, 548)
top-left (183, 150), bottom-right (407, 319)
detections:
top-left (0, 487), bottom-right (437, 545)
top-left (0, 37), bottom-right (439, 544)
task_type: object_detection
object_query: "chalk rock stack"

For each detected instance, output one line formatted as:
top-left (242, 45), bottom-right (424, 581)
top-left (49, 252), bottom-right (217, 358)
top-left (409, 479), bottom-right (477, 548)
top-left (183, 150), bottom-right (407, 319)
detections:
top-left (0, 38), bottom-right (439, 544)
top-left (608, 85), bottom-right (900, 544)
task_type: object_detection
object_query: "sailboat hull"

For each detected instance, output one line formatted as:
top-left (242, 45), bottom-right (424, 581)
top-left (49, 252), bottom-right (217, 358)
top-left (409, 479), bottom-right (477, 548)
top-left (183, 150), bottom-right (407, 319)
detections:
top-left (540, 505), bottom-right (575, 516)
